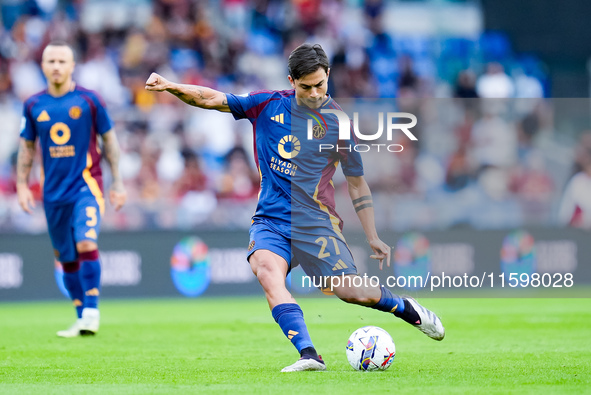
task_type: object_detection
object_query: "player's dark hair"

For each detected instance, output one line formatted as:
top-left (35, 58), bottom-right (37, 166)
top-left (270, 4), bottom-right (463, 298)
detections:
top-left (44, 41), bottom-right (76, 60)
top-left (288, 43), bottom-right (329, 80)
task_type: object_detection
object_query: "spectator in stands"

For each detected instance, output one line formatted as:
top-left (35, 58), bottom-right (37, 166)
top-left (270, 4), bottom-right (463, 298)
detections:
top-left (454, 69), bottom-right (478, 98)
top-left (171, 150), bottom-right (209, 200)
top-left (217, 147), bottom-right (259, 201)
top-left (445, 143), bottom-right (474, 192)
top-left (398, 55), bottom-right (419, 93)
top-left (559, 133), bottom-right (591, 228)
top-left (509, 151), bottom-right (554, 222)
top-left (470, 104), bottom-right (517, 170)
top-left (136, 140), bottom-right (161, 205)
top-left (476, 62), bottom-right (514, 98)
top-left (514, 67), bottom-right (544, 99)
top-left (516, 112), bottom-right (540, 162)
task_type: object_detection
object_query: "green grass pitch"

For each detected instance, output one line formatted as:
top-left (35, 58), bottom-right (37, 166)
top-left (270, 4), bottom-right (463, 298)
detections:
top-left (0, 297), bottom-right (589, 394)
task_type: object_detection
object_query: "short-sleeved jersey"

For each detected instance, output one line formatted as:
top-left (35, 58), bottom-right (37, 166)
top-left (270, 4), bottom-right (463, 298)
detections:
top-left (20, 86), bottom-right (113, 205)
top-left (227, 90), bottom-right (363, 233)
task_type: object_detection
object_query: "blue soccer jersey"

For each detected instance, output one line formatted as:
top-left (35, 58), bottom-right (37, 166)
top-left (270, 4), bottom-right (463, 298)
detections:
top-left (20, 86), bottom-right (113, 208)
top-left (226, 90), bottom-right (363, 234)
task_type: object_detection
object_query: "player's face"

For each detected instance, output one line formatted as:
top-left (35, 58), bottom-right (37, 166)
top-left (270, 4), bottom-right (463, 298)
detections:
top-left (289, 68), bottom-right (330, 109)
top-left (41, 46), bottom-right (75, 87)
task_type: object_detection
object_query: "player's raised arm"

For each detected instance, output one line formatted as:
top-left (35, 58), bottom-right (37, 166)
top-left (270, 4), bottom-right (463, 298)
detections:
top-left (145, 72), bottom-right (230, 112)
top-left (16, 138), bottom-right (37, 214)
top-left (101, 129), bottom-right (127, 211)
top-left (346, 175), bottom-right (391, 270)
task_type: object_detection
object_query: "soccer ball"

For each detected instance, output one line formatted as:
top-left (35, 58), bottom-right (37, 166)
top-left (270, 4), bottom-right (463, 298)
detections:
top-left (346, 326), bottom-right (396, 371)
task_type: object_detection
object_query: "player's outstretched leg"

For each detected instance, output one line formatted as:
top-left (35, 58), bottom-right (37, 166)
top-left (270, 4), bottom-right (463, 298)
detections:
top-left (334, 278), bottom-right (444, 341)
top-left (249, 249), bottom-right (326, 372)
top-left (78, 249), bottom-right (101, 335)
top-left (374, 287), bottom-right (445, 341)
top-left (57, 260), bottom-right (84, 338)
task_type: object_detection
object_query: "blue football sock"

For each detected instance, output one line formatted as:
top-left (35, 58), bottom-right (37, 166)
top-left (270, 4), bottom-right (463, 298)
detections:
top-left (62, 261), bottom-right (84, 318)
top-left (79, 250), bottom-right (101, 309)
top-left (372, 287), bottom-right (422, 325)
top-left (271, 303), bottom-right (315, 354)
top-left (371, 286), bottom-right (405, 314)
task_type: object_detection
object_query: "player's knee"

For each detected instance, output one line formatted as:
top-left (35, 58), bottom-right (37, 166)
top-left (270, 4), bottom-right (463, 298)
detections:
top-left (76, 240), bottom-right (98, 253)
top-left (250, 251), bottom-right (284, 274)
top-left (254, 260), bottom-right (281, 284)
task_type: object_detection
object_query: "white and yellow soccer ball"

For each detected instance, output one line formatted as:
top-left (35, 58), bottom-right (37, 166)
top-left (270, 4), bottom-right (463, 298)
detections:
top-left (346, 326), bottom-right (396, 371)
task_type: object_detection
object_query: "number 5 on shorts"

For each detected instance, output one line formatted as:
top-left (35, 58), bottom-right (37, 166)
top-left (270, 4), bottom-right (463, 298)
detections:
top-left (84, 207), bottom-right (98, 239)
top-left (85, 207), bottom-right (97, 226)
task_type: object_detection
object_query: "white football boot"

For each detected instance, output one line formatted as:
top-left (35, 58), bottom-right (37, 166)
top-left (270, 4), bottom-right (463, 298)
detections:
top-left (281, 356), bottom-right (326, 372)
top-left (79, 308), bottom-right (100, 335)
top-left (406, 298), bottom-right (445, 341)
top-left (57, 319), bottom-right (82, 338)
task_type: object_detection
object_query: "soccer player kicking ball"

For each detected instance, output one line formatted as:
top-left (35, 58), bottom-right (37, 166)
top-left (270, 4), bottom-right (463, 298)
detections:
top-left (145, 43), bottom-right (444, 372)
top-left (17, 42), bottom-right (127, 337)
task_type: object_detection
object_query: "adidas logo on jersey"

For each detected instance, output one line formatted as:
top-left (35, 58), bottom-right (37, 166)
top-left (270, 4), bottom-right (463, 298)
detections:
top-left (270, 113), bottom-right (284, 124)
top-left (332, 259), bottom-right (349, 271)
top-left (37, 110), bottom-right (50, 122)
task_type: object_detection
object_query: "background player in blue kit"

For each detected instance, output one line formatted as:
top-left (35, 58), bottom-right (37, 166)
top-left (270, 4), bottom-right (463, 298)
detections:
top-left (16, 42), bottom-right (127, 337)
top-left (145, 43), bottom-right (444, 372)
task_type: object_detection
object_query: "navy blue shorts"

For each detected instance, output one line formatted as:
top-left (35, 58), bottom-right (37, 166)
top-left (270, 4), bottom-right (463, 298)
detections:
top-left (44, 194), bottom-right (102, 262)
top-left (247, 218), bottom-right (357, 278)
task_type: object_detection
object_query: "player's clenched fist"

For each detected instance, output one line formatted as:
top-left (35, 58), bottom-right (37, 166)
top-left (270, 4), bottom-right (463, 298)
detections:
top-left (145, 73), bottom-right (169, 91)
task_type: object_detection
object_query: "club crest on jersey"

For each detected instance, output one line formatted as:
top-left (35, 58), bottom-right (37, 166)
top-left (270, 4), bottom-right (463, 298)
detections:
top-left (278, 135), bottom-right (301, 159)
top-left (69, 106), bottom-right (82, 119)
top-left (311, 123), bottom-right (326, 139)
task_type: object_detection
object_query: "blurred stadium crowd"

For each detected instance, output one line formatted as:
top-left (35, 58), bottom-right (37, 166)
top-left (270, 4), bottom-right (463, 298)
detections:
top-left (0, 0), bottom-right (587, 233)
